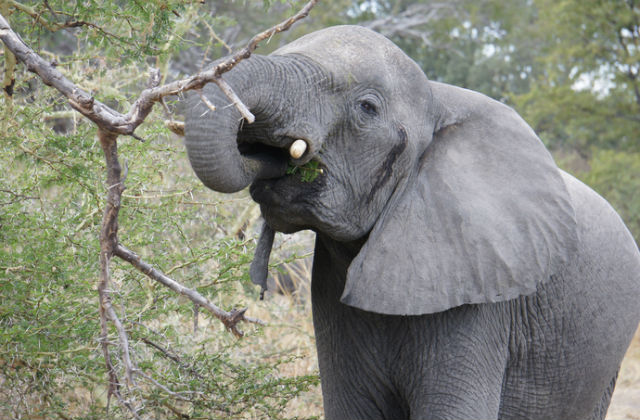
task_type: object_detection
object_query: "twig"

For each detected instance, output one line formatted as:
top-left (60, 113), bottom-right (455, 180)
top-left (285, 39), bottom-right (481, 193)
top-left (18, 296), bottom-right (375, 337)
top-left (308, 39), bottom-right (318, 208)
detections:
top-left (197, 89), bottom-right (217, 112)
top-left (162, 401), bottom-right (190, 419)
top-left (212, 77), bottom-right (254, 123)
top-left (114, 244), bottom-right (265, 337)
top-left (211, 0), bottom-right (318, 76)
top-left (8, 0), bottom-right (124, 41)
top-left (164, 119), bottom-right (185, 136)
top-left (202, 18), bottom-right (233, 54)
top-left (193, 303), bottom-right (199, 333)
top-left (141, 337), bottom-right (204, 379)
top-left (0, 188), bottom-right (39, 206)
top-left (97, 129), bottom-right (141, 417)
top-left (137, 370), bottom-right (198, 400)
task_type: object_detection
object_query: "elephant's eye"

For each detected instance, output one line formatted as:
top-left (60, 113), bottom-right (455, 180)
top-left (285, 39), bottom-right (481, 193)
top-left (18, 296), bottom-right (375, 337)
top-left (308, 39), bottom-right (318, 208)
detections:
top-left (359, 100), bottom-right (378, 116)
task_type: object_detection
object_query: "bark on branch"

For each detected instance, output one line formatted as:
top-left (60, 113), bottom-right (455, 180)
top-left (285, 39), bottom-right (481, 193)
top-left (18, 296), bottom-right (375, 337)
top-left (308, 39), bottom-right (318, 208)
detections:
top-left (114, 244), bottom-right (264, 338)
top-left (0, 0), bottom-right (318, 135)
top-left (97, 129), bottom-right (139, 417)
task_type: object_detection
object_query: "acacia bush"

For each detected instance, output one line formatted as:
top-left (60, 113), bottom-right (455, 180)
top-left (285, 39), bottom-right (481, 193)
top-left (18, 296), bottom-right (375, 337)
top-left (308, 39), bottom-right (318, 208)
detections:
top-left (0, 1), bottom-right (320, 418)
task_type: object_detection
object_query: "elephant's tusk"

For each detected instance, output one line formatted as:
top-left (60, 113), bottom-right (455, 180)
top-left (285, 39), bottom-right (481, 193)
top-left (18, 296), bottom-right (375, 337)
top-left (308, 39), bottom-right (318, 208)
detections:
top-left (289, 139), bottom-right (308, 159)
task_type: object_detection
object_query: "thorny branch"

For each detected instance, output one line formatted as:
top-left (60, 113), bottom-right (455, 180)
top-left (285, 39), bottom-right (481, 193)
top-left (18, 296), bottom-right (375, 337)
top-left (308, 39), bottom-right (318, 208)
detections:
top-left (97, 129), bottom-right (140, 418)
top-left (114, 243), bottom-right (265, 337)
top-left (6, 0), bottom-right (123, 39)
top-left (0, 0), bottom-right (318, 416)
top-left (141, 337), bottom-right (204, 380)
top-left (0, 0), bottom-right (318, 135)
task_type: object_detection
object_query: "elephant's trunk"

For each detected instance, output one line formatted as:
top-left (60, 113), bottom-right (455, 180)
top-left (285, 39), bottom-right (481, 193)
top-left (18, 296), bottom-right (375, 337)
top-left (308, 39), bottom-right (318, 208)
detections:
top-left (184, 55), bottom-right (288, 193)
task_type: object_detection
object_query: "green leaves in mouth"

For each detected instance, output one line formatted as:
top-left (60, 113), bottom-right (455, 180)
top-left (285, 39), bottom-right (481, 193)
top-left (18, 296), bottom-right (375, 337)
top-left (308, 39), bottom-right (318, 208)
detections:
top-left (286, 160), bottom-right (324, 182)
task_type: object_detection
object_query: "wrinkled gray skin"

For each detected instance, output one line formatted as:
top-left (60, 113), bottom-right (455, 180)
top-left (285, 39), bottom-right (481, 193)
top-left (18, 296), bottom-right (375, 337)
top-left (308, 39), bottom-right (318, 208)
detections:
top-left (185, 26), bottom-right (640, 420)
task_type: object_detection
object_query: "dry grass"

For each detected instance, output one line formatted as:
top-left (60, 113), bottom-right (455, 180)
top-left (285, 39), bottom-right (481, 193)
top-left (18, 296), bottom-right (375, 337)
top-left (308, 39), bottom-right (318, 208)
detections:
top-left (252, 231), bottom-right (324, 418)
top-left (608, 326), bottom-right (640, 419)
top-left (245, 287), bottom-right (323, 419)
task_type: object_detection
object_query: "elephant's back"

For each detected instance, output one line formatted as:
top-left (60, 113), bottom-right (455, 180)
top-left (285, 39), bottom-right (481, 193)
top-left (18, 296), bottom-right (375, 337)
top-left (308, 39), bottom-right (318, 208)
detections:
top-left (559, 170), bottom-right (640, 382)
top-left (500, 170), bottom-right (640, 419)
top-left (560, 169), bottom-right (640, 296)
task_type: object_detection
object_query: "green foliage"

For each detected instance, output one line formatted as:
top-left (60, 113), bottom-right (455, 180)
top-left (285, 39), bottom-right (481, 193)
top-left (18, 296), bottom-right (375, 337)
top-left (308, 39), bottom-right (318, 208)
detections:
top-left (286, 160), bottom-right (323, 183)
top-left (10, 0), bottom-right (189, 62)
top-left (350, 0), bottom-right (542, 100)
top-left (0, 97), bottom-right (318, 417)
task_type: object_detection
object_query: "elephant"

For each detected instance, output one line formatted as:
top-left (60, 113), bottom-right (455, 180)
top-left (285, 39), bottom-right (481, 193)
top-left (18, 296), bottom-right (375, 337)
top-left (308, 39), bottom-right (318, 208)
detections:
top-left (184, 25), bottom-right (640, 420)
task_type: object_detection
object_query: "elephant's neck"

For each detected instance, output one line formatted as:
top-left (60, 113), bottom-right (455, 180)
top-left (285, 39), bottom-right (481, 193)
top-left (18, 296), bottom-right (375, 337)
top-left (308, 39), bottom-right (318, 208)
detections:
top-left (311, 233), bottom-right (366, 304)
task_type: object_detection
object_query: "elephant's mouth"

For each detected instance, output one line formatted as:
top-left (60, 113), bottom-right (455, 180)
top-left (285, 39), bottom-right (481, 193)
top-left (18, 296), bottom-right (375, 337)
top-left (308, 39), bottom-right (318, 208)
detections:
top-left (238, 121), bottom-right (321, 184)
top-left (249, 152), bottom-right (326, 232)
top-left (235, 117), bottom-right (326, 232)
top-left (234, 136), bottom-right (290, 182)
top-left (245, 139), bottom-right (325, 293)
top-left (237, 141), bottom-right (288, 167)
top-left (249, 161), bottom-right (324, 203)
top-left (236, 119), bottom-right (318, 183)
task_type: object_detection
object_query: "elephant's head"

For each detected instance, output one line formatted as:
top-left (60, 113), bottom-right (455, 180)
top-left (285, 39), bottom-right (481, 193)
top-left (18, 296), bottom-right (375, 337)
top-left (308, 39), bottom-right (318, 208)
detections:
top-left (185, 26), bottom-right (578, 315)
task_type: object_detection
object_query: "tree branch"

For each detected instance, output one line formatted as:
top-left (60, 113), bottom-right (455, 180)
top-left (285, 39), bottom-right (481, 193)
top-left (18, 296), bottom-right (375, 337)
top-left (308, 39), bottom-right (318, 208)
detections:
top-left (363, 3), bottom-right (459, 46)
top-left (0, 0), bottom-right (318, 135)
top-left (114, 244), bottom-right (264, 337)
top-left (97, 129), bottom-right (140, 418)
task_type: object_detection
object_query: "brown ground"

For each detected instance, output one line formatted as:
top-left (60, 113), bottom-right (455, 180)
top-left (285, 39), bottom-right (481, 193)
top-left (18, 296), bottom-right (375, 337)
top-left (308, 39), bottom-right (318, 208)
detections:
top-left (608, 326), bottom-right (640, 419)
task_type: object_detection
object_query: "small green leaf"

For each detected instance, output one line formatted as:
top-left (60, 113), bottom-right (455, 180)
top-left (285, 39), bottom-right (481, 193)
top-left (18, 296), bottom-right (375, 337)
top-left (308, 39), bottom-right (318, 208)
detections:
top-left (287, 160), bottom-right (323, 182)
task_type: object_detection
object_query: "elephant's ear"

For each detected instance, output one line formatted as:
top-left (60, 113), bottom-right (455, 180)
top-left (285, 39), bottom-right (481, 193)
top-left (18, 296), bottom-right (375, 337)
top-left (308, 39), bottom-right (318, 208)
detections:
top-left (341, 82), bottom-right (578, 315)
